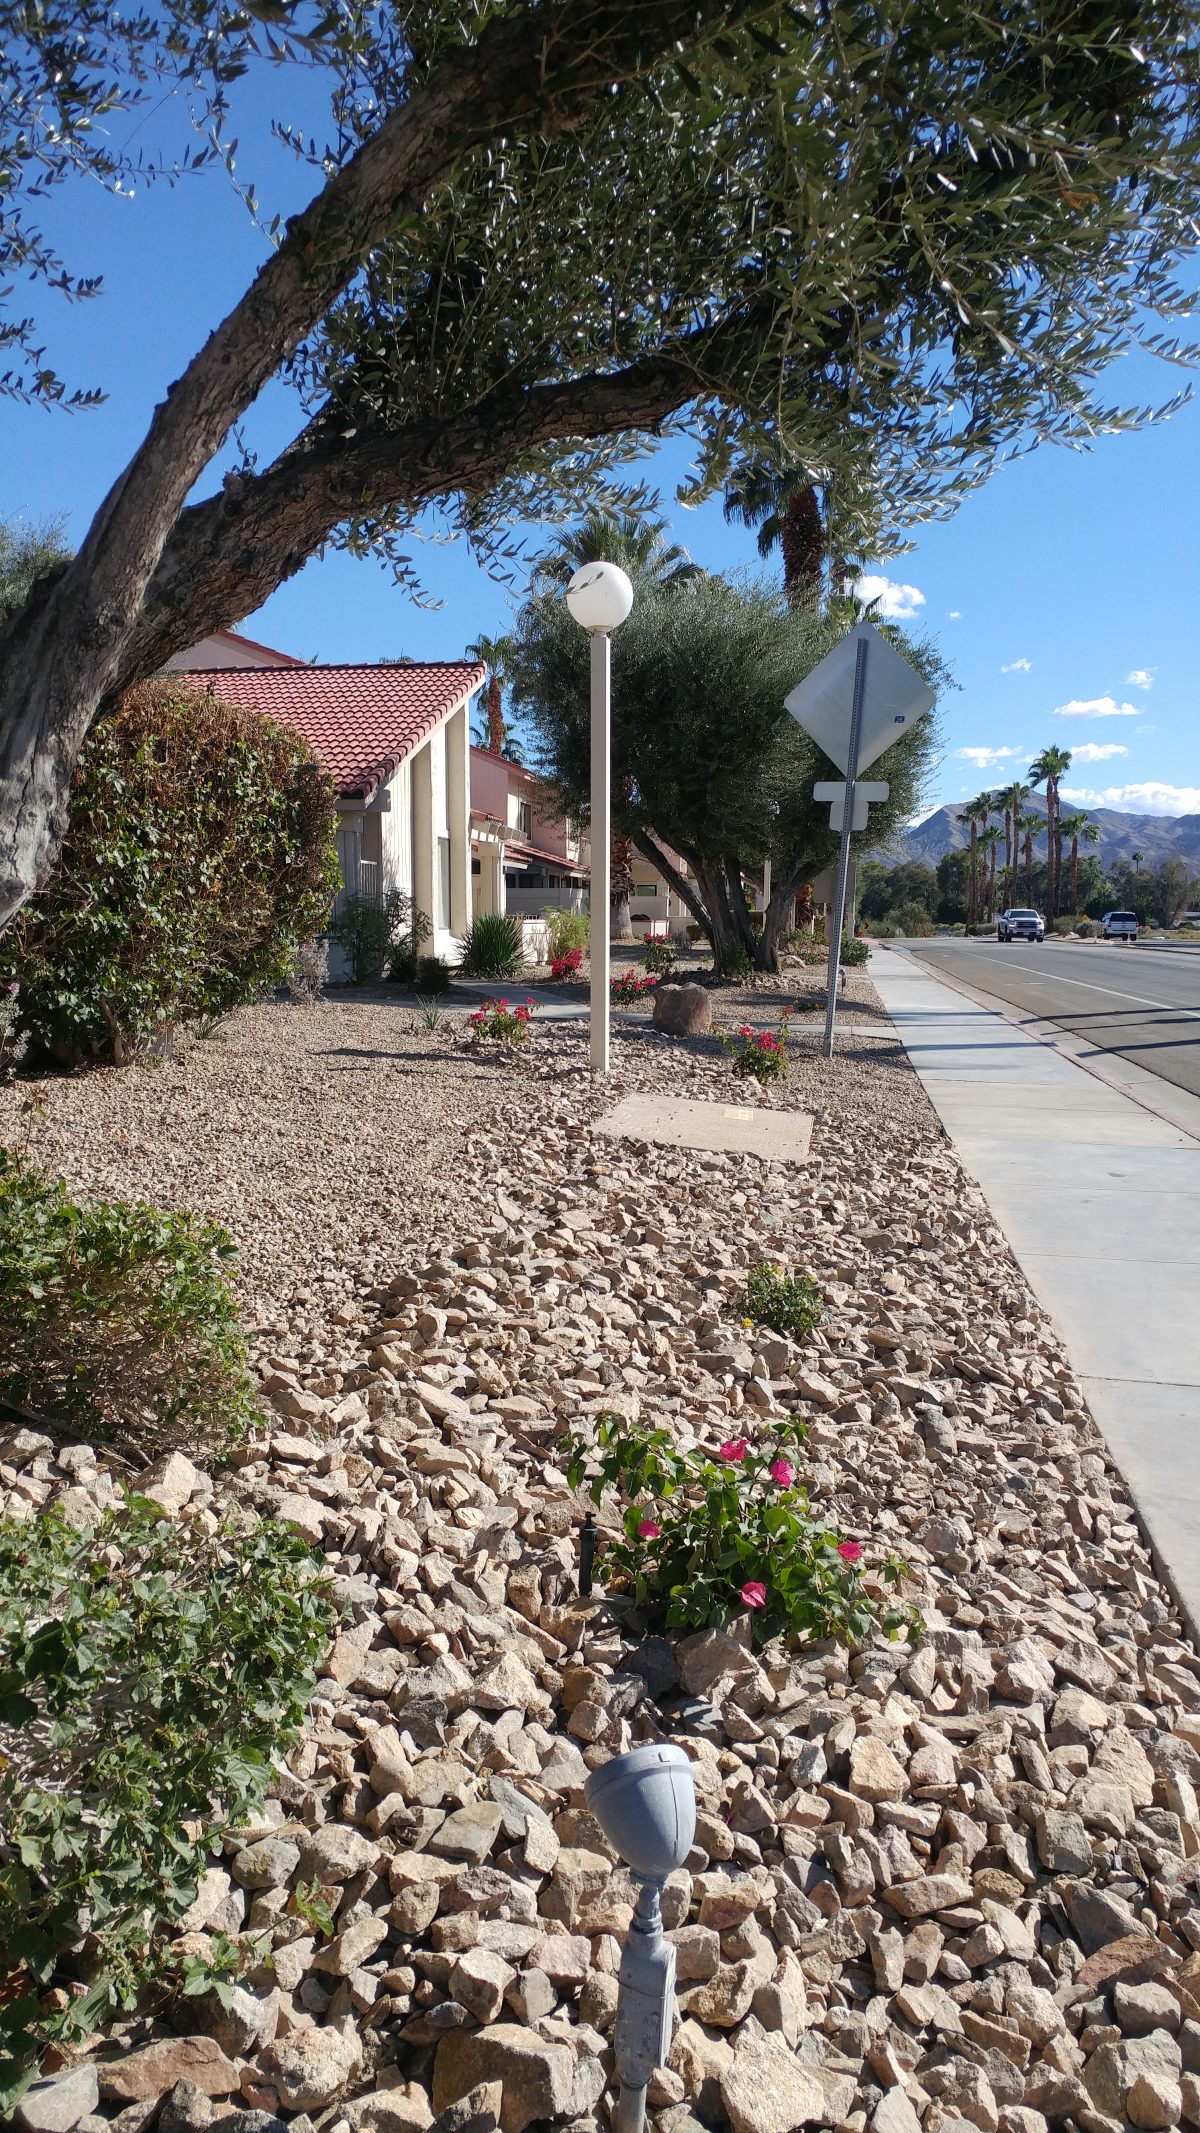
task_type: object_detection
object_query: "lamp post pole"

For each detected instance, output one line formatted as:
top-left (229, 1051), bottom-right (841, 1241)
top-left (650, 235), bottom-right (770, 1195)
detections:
top-left (590, 628), bottom-right (612, 1074)
top-left (565, 559), bottom-right (634, 1077)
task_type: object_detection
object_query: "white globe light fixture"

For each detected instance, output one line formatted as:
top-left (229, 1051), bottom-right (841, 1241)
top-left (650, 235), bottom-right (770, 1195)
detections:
top-left (566, 560), bottom-right (634, 1073)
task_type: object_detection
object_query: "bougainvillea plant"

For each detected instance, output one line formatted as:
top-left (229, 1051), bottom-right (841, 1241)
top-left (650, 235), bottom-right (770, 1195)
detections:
top-left (467, 997), bottom-right (537, 1046)
top-left (564, 1413), bottom-right (920, 1648)
top-left (611, 969), bottom-right (660, 1006)
top-left (743, 1260), bottom-right (822, 1342)
top-left (549, 947), bottom-right (584, 981)
top-left (641, 938), bottom-right (677, 975)
top-left (721, 1021), bottom-right (788, 1084)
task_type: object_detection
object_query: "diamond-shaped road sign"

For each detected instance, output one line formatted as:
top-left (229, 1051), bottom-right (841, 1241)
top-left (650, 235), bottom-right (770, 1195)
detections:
top-left (813, 780), bottom-right (889, 833)
top-left (785, 621), bottom-right (936, 773)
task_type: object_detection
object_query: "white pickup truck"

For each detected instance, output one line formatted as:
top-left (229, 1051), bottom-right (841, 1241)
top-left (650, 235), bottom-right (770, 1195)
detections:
top-left (997, 908), bottom-right (1045, 942)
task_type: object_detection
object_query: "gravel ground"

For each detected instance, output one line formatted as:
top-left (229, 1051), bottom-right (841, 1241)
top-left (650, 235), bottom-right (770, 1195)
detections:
top-left (9, 965), bottom-right (1200, 2133)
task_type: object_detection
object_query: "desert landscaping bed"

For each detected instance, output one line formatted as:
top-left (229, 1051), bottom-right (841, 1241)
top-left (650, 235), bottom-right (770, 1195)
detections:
top-left (7, 974), bottom-right (1200, 2133)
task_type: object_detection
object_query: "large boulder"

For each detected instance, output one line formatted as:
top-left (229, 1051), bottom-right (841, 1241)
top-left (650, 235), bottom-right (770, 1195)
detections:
top-left (652, 983), bottom-right (713, 1038)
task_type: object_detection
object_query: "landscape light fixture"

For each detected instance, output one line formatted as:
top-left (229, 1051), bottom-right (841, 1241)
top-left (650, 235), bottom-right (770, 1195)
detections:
top-left (565, 561), bottom-right (634, 1075)
top-left (584, 1743), bottom-right (697, 2133)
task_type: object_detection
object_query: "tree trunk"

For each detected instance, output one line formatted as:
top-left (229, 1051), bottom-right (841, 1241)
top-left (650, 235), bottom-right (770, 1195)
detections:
top-left (780, 487), bottom-right (824, 609)
top-left (611, 893), bottom-right (633, 940)
top-left (485, 678), bottom-right (504, 755)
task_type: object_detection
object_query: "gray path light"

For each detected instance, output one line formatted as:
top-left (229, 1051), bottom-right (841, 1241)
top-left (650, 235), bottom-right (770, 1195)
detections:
top-left (566, 561), bottom-right (634, 1074)
top-left (585, 1744), bottom-right (697, 2133)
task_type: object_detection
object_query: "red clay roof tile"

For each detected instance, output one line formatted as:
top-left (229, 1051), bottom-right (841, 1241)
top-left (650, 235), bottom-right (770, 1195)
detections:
top-left (177, 662), bottom-right (483, 798)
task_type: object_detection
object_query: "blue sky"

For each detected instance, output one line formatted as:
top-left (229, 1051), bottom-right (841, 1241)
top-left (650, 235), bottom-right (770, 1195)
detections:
top-left (3, 62), bottom-right (1198, 820)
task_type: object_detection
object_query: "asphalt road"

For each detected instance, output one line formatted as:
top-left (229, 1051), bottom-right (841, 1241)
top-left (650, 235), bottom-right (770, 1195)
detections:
top-left (891, 937), bottom-right (1200, 1101)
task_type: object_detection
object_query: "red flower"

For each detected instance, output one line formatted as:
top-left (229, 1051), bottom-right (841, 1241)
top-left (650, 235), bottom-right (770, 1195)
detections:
top-left (738, 1024), bottom-right (753, 1037)
top-left (837, 1540), bottom-right (863, 1563)
top-left (637, 1517), bottom-right (662, 1540)
top-left (769, 1457), bottom-right (794, 1488)
top-left (717, 1438), bottom-right (748, 1464)
top-left (741, 1580), bottom-right (767, 1610)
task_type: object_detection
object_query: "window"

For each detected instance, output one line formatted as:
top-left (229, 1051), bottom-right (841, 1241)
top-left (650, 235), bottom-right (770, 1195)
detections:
top-left (437, 837), bottom-right (451, 929)
top-left (516, 799), bottom-right (532, 840)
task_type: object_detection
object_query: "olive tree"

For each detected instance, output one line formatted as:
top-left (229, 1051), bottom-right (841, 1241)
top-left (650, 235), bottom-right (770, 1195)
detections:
top-left (2, 0), bottom-right (1197, 928)
top-left (508, 566), bottom-right (942, 972)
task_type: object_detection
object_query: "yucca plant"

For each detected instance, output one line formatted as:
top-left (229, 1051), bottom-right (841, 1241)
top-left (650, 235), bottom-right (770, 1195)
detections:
top-left (460, 911), bottom-right (525, 980)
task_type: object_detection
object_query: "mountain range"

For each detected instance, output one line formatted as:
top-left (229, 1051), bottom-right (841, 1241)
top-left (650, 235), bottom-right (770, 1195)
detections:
top-left (890, 789), bottom-right (1200, 873)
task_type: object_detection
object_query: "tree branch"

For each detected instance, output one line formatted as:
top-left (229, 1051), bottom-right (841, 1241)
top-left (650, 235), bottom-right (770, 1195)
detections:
top-left (632, 829), bottom-right (710, 939)
top-left (125, 334), bottom-right (727, 677)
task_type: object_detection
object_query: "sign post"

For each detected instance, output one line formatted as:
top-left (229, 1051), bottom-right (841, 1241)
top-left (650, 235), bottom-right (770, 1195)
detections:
top-left (785, 621), bottom-right (936, 1059)
top-left (821, 635), bottom-right (868, 1058)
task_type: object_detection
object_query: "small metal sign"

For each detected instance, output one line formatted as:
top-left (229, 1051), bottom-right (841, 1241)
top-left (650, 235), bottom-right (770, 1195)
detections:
top-left (785, 621), bottom-right (935, 774)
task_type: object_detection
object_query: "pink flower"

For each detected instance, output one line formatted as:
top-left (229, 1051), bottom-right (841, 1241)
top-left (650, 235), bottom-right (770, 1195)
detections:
top-left (769, 1458), bottom-right (794, 1488)
top-left (717, 1438), bottom-right (748, 1464)
top-left (741, 1581), bottom-right (767, 1610)
top-left (637, 1517), bottom-right (662, 1540)
top-left (738, 1024), bottom-right (753, 1038)
top-left (837, 1540), bottom-right (863, 1563)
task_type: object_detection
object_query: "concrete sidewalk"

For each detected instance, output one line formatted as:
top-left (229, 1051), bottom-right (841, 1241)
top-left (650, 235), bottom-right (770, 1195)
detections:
top-left (868, 946), bottom-right (1200, 1629)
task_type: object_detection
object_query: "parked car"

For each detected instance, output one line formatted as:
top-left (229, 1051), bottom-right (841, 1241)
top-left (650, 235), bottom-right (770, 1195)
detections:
top-left (1175, 912), bottom-right (1200, 930)
top-left (997, 908), bottom-right (1045, 942)
top-left (1102, 910), bottom-right (1139, 941)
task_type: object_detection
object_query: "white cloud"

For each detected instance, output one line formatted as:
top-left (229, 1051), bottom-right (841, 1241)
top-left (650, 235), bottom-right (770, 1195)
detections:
top-left (1001, 658), bottom-right (1033, 674)
top-left (954, 745), bottom-right (1024, 769)
top-left (947, 609), bottom-right (962, 620)
top-left (1126, 669), bottom-right (1154, 690)
top-left (1069, 742), bottom-right (1129, 763)
top-left (1060, 782), bottom-right (1200, 816)
top-left (1052, 695), bottom-right (1140, 719)
top-left (852, 572), bottom-right (926, 620)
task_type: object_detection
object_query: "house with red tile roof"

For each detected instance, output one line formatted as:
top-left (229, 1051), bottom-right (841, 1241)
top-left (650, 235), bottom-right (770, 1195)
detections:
top-left (469, 746), bottom-right (589, 918)
top-left (169, 631), bottom-right (483, 960)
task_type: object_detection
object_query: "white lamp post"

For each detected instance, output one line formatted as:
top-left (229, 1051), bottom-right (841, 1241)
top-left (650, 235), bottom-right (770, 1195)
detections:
top-left (566, 560), bottom-right (634, 1073)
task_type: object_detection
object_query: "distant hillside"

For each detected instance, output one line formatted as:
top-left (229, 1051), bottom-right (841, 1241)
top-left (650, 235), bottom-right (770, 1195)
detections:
top-left (887, 789), bottom-right (1200, 872)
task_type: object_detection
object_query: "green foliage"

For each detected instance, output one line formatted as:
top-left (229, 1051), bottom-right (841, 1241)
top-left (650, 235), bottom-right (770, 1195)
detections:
top-left (0, 685), bottom-right (339, 1067)
top-left (564, 1413), bottom-right (919, 1648)
top-left (328, 887), bottom-right (412, 985)
top-left (0, 515), bottom-right (70, 625)
top-left (840, 936), bottom-right (870, 968)
top-left (744, 1260), bottom-right (822, 1342)
top-left (386, 903), bottom-right (433, 985)
top-left (0, 1148), bottom-right (257, 1458)
top-left (610, 968), bottom-right (659, 1006)
top-left (721, 1022), bottom-right (788, 1085)
top-left (460, 911), bottom-right (525, 980)
top-left (892, 901), bottom-right (935, 937)
top-left (720, 944), bottom-right (754, 985)
top-left (0, 1496), bottom-right (334, 2103)
top-left (544, 907), bottom-right (589, 960)
top-left (416, 953), bottom-right (452, 995)
top-left (641, 938), bottom-right (677, 976)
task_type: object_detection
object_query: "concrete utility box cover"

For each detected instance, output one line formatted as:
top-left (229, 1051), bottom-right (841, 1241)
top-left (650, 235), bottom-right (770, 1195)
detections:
top-left (595, 1095), bottom-right (813, 1162)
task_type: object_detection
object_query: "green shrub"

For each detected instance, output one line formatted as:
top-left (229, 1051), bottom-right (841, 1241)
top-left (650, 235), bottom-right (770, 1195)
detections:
top-left (840, 935), bottom-right (870, 967)
top-left (417, 954), bottom-right (453, 995)
top-left (721, 1022), bottom-right (788, 1084)
top-left (0, 1496), bottom-right (334, 2105)
top-left (328, 887), bottom-right (415, 984)
top-left (565, 1413), bottom-right (919, 1648)
top-left (386, 904), bottom-right (433, 985)
top-left (743, 1259), bottom-right (822, 1341)
top-left (720, 943), bottom-right (753, 984)
top-left (1075, 919), bottom-right (1097, 939)
top-left (0, 685), bottom-right (339, 1068)
top-left (461, 911), bottom-right (525, 979)
top-left (0, 1149), bottom-right (257, 1459)
top-left (544, 907), bottom-right (589, 959)
top-left (642, 937), bottom-right (677, 975)
top-left (892, 901), bottom-right (934, 937)
top-left (685, 923), bottom-right (705, 943)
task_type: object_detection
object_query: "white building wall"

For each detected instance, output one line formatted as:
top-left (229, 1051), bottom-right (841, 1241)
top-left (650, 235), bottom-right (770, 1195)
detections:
top-left (430, 724), bottom-right (450, 837)
top-left (379, 761), bottom-right (413, 898)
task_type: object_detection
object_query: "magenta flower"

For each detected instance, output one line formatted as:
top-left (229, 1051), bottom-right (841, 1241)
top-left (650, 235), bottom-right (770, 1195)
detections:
top-left (837, 1540), bottom-right (863, 1563)
top-left (717, 1438), bottom-right (748, 1464)
top-left (637, 1517), bottom-right (662, 1540)
top-left (769, 1457), bottom-right (794, 1488)
top-left (741, 1581), bottom-right (767, 1610)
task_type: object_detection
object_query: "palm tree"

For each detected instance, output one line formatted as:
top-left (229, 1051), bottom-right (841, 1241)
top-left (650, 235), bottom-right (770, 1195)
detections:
top-left (959, 792), bottom-right (994, 926)
top-left (724, 466), bottom-right (825, 608)
top-left (1028, 747), bottom-right (1072, 917)
top-left (980, 823), bottom-right (1002, 920)
top-left (1018, 810), bottom-right (1043, 904)
top-left (535, 510), bottom-right (700, 593)
top-left (1000, 780), bottom-right (1031, 897)
top-left (1058, 813), bottom-right (1099, 914)
top-left (1132, 849), bottom-right (1144, 874)
top-left (466, 632), bottom-right (516, 756)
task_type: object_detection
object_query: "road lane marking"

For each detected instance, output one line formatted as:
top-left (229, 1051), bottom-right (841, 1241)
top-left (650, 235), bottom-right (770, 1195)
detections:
top-left (941, 949), bottom-right (1200, 1022)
